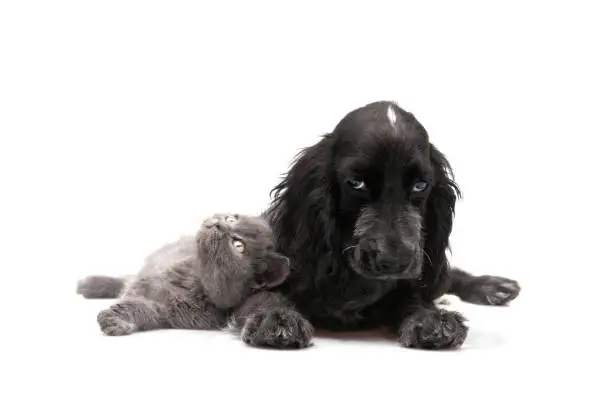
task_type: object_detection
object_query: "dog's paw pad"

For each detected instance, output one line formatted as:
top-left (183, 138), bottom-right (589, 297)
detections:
top-left (480, 277), bottom-right (520, 305)
top-left (399, 309), bottom-right (468, 350)
top-left (241, 308), bottom-right (313, 349)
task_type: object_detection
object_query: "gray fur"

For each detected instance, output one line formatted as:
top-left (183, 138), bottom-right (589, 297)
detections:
top-left (76, 275), bottom-right (126, 298)
top-left (77, 213), bottom-right (290, 336)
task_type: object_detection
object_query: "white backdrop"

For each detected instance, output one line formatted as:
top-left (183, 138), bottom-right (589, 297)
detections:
top-left (1, 1), bottom-right (610, 407)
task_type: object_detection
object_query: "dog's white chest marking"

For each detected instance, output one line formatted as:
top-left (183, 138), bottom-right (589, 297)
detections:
top-left (434, 294), bottom-right (462, 312)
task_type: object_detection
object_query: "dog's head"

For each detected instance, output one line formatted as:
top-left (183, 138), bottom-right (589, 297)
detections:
top-left (269, 101), bottom-right (459, 287)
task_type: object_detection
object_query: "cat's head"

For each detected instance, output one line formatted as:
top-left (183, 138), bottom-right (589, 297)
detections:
top-left (195, 213), bottom-right (290, 308)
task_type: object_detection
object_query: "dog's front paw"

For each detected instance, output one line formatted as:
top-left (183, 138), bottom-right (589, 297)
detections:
top-left (399, 309), bottom-right (468, 350)
top-left (97, 309), bottom-right (135, 336)
top-left (241, 308), bottom-right (313, 349)
top-left (467, 275), bottom-right (521, 306)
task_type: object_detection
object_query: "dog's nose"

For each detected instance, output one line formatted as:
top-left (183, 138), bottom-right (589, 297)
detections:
top-left (358, 240), bottom-right (377, 264)
top-left (376, 252), bottom-right (412, 275)
top-left (359, 238), bottom-right (412, 276)
top-left (376, 255), bottom-right (397, 274)
top-left (359, 243), bottom-right (395, 275)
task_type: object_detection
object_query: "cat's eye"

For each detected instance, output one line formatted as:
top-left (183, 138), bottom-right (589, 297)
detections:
top-left (232, 239), bottom-right (245, 253)
top-left (226, 215), bottom-right (237, 224)
top-left (347, 178), bottom-right (366, 190)
top-left (412, 180), bottom-right (428, 192)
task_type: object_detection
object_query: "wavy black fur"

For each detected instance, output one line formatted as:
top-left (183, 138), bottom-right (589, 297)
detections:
top-left (233, 101), bottom-right (521, 350)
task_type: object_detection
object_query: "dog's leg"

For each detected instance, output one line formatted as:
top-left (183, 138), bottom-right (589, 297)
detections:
top-left (392, 294), bottom-right (469, 350)
top-left (447, 268), bottom-right (521, 306)
top-left (231, 291), bottom-right (313, 349)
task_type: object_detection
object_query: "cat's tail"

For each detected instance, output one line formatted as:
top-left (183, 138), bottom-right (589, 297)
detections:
top-left (76, 275), bottom-right (129, 299)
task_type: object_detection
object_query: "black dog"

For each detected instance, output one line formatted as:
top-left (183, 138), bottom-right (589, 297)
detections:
top-left (234, 101), bottom-right (520, 350)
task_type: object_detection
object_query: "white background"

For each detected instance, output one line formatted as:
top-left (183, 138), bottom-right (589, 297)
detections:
top-left (1, 1), bottom-right (610, 407)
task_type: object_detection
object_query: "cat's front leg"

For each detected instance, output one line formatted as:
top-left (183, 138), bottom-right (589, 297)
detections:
top-left (97, 297), bottom-right (168, 336)
top-left (166, 298), bottom-right (228, 330)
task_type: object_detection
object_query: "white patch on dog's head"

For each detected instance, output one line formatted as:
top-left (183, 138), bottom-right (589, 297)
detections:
top-left (387, 105), bottom-right (397, 130)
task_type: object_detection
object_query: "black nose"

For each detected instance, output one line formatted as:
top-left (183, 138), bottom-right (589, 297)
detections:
top-left (359, 239), bottom-right (411, 276)
top-left (376, 256), bottom-right (396, 274)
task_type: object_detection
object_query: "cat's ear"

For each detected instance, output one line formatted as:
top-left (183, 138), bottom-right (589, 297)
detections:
top-left (253, 252), bottom-right (290, 289)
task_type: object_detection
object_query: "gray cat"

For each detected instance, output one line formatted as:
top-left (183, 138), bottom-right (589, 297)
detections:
top-left (76, 213), bottom-right (290, 336)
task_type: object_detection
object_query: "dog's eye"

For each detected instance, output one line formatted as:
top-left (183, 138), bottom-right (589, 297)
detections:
top-left (347, 178), bottom-right (366, 190)
top-left (412, 181), bottom-right (428, 192)
top-left (232, 239), bottom-right (245, 253)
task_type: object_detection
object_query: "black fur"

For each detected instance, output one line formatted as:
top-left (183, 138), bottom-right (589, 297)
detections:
top-left (234, 101), bottom-right (520, 350)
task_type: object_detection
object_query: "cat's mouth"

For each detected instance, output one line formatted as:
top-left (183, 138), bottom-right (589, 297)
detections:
top-left (203, 224), bottom-right (222, 237)
top-left (201, 224), bottom-right (230, 249)
top-left (207, 224), bottom-right (229, 236)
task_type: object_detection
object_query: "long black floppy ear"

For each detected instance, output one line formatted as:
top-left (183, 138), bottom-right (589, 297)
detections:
top-left (267, 134), bottom-right (337, 250)
top-left (253, 252), bottom-right (291, 289)
top-left (422, 143), bottom-right (461, 300)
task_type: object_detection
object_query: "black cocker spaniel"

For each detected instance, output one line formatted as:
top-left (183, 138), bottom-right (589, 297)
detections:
top-left (234, 101), bottom-right (521, 350)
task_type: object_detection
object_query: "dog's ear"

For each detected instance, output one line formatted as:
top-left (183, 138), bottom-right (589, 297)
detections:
top-left (253, 252), bottom-right (291, 289)
top-left (422, 143), bottom-right (461, 299)
top-left (267, 134), bottom-right (337, 249)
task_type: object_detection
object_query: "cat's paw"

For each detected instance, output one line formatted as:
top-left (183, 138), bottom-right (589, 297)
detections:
top-left (97, 309), bottom-right (135, 336)
top-left (398, 309), bottom-right (468, 350)
top-left (241, 308), bottom-right (313, 349)
top-left (465, 275), bottom-right (521, 306)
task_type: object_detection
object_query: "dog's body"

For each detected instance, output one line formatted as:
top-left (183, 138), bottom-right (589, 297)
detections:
top-left (233, 101), bottom-right (520, 350)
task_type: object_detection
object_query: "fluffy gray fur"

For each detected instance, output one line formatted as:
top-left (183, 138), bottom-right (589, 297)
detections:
top-left (76, 213), bottom-right (291, 336)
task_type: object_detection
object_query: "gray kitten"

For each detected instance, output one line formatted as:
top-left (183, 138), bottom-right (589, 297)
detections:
top-left (76, 213), bottom-right (290, 336)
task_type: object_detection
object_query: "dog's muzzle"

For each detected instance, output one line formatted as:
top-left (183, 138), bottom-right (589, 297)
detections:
top-left (353, 236), bottom-right (421, 279)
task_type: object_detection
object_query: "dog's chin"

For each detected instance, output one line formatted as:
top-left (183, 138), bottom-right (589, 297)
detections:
top-left (347, 252), bottom-right (423, 281)
top-left (355, 267), bottom-right (422, 281)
